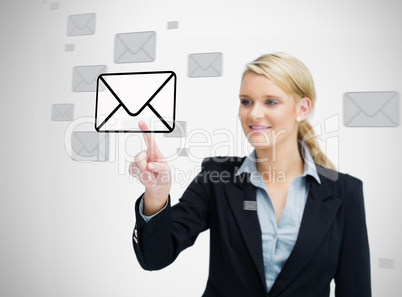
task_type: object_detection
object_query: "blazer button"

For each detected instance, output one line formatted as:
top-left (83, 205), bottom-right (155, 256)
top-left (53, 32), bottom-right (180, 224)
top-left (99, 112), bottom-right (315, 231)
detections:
top-left (133, 228), bottom-right (139, 244)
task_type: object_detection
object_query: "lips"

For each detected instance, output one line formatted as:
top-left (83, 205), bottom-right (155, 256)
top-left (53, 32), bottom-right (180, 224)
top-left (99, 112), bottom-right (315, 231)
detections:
top-left (249, 124), bottom-right (271, 132)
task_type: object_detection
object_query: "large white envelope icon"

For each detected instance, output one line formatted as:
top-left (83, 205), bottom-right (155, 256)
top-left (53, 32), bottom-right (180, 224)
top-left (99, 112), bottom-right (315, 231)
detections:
top-left (344, 91), bottom-right (399, 127)
top-left (95, 71), bottom-right (176, 133)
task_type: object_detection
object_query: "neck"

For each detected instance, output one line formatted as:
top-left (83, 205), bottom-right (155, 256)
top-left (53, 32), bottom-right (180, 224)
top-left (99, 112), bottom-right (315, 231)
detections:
top-left (254, 139), bottom-right (304, 184)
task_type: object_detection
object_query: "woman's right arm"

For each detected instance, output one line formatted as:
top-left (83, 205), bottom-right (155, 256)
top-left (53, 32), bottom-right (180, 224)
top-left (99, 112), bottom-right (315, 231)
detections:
top-left (129, 121), bottom-right (211, 270)
top-left (129, 121), bottom-right (172, 216)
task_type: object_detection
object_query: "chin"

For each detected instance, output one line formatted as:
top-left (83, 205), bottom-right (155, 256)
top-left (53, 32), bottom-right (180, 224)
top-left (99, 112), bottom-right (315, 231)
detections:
top-left (246, 134), bottom-right (273, 147)
top-left (247, 137), bottom-right (273, 148)
top-left (249, 142), bottom-right (273, 149)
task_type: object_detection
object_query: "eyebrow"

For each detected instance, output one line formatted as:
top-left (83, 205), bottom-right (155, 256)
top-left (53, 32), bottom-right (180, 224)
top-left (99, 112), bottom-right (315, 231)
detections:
top-left (239, 94), bottom-right (282, 100)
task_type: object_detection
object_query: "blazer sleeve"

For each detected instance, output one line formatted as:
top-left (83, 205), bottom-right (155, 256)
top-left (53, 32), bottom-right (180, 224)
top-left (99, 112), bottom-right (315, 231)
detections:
top-left (334, 174), bottom-right (371, 296)
top-left (133, 159), bottom-right (212, 271)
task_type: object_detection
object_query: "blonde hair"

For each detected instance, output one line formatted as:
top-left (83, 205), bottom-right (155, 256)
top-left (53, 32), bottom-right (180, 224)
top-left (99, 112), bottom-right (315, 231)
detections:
top-left (244, 52), bottom-right (336, 170)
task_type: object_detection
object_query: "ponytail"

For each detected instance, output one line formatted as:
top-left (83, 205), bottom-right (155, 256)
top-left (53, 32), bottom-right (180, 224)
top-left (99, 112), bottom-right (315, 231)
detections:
top-left (298, 121), bottom-right (336, 170)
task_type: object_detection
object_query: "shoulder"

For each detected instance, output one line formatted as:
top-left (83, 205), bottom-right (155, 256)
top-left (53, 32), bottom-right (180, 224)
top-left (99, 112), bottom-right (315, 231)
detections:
top-left (315, 165), bottom-right (364, 205)
top-left (315, 164), bottom-right (363, 187)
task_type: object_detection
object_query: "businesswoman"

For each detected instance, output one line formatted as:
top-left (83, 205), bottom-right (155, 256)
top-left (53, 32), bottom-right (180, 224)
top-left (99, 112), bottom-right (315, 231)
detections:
top-left (129, 53), bottom-right (371, 297)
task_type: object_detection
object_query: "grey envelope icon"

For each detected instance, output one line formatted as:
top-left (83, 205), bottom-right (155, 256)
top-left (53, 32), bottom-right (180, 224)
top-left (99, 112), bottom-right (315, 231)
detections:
top-left (114, 31), bottom-right (156, 63)
top-left (344, 91), bottom-right (399, 127)
top-left (72, 65), bottom-right (107, 92)
top-left (71, 131), bottom-right (108, 162)
top-left (167, 21), bottom-right (179, 29)
top-left (164, 121), bottom-right (186, 138)
top-left (51, 104), bottom-right (74, 121)
top-left (65, 44), bottom-right (75, 52)
top-left (188, 52), bottom-right (223, 78)
top-left (67, 13), bottom-right (96, 36)
top-left (50, 3), bottom-right (59, 10)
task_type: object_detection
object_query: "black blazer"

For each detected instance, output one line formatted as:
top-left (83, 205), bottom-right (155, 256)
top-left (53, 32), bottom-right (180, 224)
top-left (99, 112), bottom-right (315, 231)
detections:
top-left (133, 157), bottom-right (371, 297)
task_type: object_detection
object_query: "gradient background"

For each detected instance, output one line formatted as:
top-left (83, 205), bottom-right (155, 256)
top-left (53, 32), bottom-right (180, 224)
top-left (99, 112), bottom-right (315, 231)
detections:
top-left (1, 0), bottom-right (401, 296)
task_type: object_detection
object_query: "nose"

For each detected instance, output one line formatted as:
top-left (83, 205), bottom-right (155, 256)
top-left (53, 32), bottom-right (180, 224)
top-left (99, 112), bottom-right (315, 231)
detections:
top-left (248, 103), bottom-right (264, 121)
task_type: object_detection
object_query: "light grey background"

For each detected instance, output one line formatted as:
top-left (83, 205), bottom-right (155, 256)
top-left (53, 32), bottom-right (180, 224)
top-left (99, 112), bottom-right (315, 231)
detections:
top-left (1, 0), bottom-right (401, 296)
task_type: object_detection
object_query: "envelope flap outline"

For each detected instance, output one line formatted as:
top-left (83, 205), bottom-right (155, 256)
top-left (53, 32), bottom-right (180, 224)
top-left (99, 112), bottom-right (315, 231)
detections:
top-left (76, 66), bottom-right (106, 85)
top-left (69, 14), bottom-right (95, 30)
top-left (116, 32), bottom-right (155, 55)
top-left (346, 92), bottom-right (397, 117)
top-left (99, 72), bottom-right (175, 116)
top-left (190, 53), bottom-right (221, 70)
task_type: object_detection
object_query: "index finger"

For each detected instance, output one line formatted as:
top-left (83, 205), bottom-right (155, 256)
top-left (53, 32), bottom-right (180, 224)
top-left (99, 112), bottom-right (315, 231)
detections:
top-left (138, 120), bottom-right (162, 159)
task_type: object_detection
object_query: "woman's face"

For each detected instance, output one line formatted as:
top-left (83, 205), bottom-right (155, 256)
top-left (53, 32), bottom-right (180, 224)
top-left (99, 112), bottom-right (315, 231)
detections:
top-left (238, 71), bottom-right (301, 149)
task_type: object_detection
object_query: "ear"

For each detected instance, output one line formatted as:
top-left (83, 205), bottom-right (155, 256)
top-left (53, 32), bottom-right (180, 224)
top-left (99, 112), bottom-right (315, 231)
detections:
top-left (296, 97), bottom-right (312, 121)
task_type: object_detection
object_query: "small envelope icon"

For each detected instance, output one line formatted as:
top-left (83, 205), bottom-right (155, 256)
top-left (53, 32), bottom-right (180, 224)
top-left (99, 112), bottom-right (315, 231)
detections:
top-left (95, 71), bottom-right (177, 133)
top-left (52, 104), bottom-right (74, 121)
top-left (71, 131), bottom-right (109, 162)
top-left (188, 52), bottom-right (223, 78)
top-left (344, 91), bottom-right (399, 127)
top-left (67, 13), bottom-right (96, 36)
top-left (73, 65), bottom-right (107, 92)
top-left (114, 31), bottom-right (156, 63)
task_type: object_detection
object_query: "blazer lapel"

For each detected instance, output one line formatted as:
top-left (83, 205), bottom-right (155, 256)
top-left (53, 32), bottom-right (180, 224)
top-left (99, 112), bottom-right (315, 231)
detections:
top-left (269, 174), bottom-right (342, 297)
top-left (224, 173), bottom-right (268, 293)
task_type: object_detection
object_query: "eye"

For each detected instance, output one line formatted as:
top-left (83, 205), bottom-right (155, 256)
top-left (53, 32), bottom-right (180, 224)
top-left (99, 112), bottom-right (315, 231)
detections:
top-left (240, 99), bottom-right (252, 106)
top-left (266, 100), bottom-right (278, 106)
